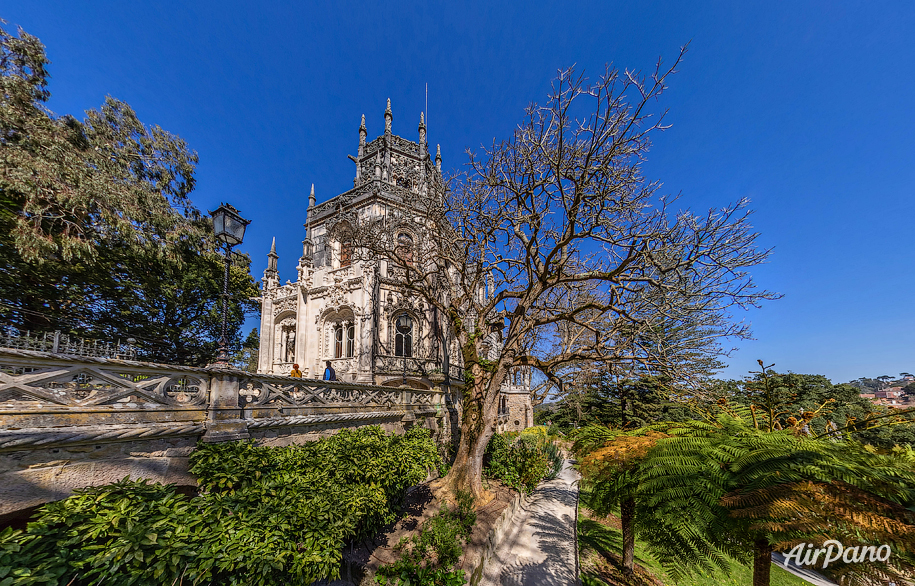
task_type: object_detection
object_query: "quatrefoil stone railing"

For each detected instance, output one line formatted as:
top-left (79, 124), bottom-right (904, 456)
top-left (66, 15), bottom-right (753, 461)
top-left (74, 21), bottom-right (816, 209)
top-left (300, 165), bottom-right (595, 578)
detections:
top-left (0, 347), bottom-right (455, 520)
top-left (0, 347), bottom-right (450, 449)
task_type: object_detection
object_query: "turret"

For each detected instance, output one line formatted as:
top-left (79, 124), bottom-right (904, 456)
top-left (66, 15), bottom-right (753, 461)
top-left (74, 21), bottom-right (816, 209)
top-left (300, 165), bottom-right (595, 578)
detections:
top-left (383, 99), bottom-right (392, 181)
top-left (301, 186), bottom-right (315, 263)
top-left (435, 144), bottom-right (442, 173)
top-left (267, 237), bottom-right (278, 273)
top-left (355, 115), bottom-right (367, 184)
top-left (264, 237), bottom-right (279, 288)
top-left (384, 98), bottom-right (392, 135)
top-left (418, 112), bottom-right (428, 189)
top-left (418, 112), bottom-right (426, 153)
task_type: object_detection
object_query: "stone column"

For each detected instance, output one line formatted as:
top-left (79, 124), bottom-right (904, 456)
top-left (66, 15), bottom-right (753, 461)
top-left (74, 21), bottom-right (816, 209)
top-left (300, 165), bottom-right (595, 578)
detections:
top-left (357, 271), bottom-right (374, 383)
top-left (202, 370), bottom-right (249, 443)
top-left (258, 296), bottom-right (274, 373)
top-left (295, 283), bottom-right (307, 370)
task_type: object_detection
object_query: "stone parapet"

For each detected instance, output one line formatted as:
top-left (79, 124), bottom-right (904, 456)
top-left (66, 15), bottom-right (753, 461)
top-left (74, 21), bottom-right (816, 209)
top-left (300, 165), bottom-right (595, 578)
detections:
top-left (0, 348), bottom-right (454, 520)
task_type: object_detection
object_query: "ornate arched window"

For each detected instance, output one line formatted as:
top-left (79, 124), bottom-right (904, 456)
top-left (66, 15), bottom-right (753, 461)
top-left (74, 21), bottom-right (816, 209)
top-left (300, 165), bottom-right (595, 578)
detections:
top-left (333, 322), bottom-right (356, 358)
top-left (394, 313), bottom-right (413, 357)
top-left (396, 232), bottom-right (414, 266)
top-left (334, 325), bottom-right (344, 358)
top-left (340, 238), bottom-right (353, 268)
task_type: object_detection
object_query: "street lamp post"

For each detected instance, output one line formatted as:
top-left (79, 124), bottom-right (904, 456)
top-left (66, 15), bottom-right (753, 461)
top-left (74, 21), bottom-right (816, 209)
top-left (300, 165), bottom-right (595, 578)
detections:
top-left (209, 203), bottom-right (250, 366)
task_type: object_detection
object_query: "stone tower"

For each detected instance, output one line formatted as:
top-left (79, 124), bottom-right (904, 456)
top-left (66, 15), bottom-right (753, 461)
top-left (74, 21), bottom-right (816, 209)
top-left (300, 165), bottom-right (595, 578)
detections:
top-left (256, 100), bottom-right (533, 428)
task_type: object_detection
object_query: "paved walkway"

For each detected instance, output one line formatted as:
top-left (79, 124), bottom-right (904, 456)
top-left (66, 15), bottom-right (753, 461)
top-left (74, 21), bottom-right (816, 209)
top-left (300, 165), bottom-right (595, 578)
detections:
top-left (479, 459), bottom-right (581, 586)
top-left (771, 552), bottom-right (839, 586)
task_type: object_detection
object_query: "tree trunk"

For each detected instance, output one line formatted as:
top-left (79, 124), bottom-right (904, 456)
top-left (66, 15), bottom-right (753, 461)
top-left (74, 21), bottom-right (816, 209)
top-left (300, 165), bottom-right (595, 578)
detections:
top-left (752, 538), bottom-right (773, 586)
top-left (436, 364), bottom-right (504, 503)
top-left (621, 497), bottom-right (635, 574)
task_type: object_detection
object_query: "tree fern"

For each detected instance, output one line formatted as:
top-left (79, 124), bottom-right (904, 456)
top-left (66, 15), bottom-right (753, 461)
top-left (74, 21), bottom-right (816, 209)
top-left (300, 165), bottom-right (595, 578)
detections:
top-left (635, 412), bottom-right (915, 585)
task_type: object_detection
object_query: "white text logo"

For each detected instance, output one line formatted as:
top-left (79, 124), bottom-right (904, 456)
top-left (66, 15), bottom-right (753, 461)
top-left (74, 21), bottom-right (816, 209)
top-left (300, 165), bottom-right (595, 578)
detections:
top-left (783, 541), bottom-right (891, 569)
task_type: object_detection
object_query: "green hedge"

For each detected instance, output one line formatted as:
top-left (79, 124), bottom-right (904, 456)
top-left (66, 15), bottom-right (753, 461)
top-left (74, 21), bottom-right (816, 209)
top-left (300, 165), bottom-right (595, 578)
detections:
top-left (483, 429), bottom-right (563, 493)
top-left (0, 426), bottom-right (441, 586)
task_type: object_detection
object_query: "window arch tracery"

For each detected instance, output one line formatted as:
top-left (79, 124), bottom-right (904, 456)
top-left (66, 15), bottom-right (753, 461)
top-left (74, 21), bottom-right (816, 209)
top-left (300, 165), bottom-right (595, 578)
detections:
top-left (396, 232), bottom-right (414, 266)
top-left (331, 221), bottom-right (355, 269)
top-left (394, 313), bottom-right (413, 358)
top-left (333, 322), bottom-right (355, 358)
top-left (322, 308), bottom-right (356, 360)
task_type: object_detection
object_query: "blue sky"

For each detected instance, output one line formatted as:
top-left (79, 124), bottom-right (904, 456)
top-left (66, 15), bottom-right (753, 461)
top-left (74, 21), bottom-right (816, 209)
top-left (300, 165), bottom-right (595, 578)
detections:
top-left (6, 1), bottom-right (914, 383)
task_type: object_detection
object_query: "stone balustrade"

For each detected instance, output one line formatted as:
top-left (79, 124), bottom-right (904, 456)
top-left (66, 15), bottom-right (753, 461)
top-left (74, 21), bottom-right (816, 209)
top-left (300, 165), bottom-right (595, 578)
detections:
top-left (0, 347), bottom-right (455, 521)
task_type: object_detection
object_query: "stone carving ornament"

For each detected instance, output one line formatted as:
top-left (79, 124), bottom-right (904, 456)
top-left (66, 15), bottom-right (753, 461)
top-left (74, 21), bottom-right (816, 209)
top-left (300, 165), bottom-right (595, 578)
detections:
top-left (273, 296), bottom-right (296, 317)
top-left (241, 377), bottom-right (400, 408)
top-left (327, 283), bottom-right (346, 308)
top-left (0, 364), bottom-right (208, 407)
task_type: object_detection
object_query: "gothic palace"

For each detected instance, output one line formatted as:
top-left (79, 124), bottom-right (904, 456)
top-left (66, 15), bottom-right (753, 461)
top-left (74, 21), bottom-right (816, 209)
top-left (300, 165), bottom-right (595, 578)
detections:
top-left (256, 100), bottom-right (533, 430)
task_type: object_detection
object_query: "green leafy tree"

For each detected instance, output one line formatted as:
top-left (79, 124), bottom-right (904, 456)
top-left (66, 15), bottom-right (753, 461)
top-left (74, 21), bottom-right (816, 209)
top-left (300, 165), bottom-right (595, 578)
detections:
top-left (637, 412), bottom-right (915, 586)
top-left (572, 383), bottom-right (915, 586)
top-left (232, 328), bottom-right (260, 372)
top-left (88, 242), bottom-right (258, 365)
top-left (847, 377), bottom-right (881, 393)
top-left (0, 22), bottom-right (257, 365)
top-left (596, 375), bottom-right (698, 429)
top-left (717, 363), bottom-right (915, 448)
top-left (538, 374), bottom-right (699, 432)
top-left (1, 24), bottom-right (198, 265)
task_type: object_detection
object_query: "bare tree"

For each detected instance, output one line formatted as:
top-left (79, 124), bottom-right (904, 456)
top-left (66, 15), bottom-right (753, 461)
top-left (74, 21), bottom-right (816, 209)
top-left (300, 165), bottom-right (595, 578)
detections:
top-left (352, 49), bottom-right (778, 500)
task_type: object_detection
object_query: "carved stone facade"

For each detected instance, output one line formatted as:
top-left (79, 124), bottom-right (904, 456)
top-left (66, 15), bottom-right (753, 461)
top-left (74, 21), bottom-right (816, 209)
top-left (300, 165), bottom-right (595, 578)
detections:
top-left (256, 102), bottom-right (533, 419)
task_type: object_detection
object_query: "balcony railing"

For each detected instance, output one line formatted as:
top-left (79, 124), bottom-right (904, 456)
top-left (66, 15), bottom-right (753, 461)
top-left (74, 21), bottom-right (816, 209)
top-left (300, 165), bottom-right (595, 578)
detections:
top-left (0, 327), bottom-right (137, 360)
top-left (373, 354), bottom-right (464, 384)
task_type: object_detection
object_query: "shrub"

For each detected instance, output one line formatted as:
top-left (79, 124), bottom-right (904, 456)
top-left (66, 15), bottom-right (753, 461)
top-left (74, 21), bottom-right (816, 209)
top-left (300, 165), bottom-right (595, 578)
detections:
top-left (519, 425), bottom-right (549, 440)
top-left (3, 426), bottom-right (441, 586)
top-left (484, 431), bottom-right (564, 493)
top-left (375, 492), bottom-right (475, 586)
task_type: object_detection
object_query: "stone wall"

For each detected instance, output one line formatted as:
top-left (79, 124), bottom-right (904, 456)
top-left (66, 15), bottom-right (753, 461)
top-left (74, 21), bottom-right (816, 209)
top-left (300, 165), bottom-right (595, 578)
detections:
top-left (0, 348), bottom-right (454, 521)
top-left (497, 389), bottom-right (535, 433)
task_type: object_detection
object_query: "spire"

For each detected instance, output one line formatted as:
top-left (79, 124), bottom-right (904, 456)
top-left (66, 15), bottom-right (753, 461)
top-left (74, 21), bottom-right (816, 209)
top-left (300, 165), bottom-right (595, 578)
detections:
top-left (358, 114), bottom-right (367, 153)
top-left (308, 183), bottom-right (316, 209)
top-left (435, 144), bottom-right (442, 172)
top-left (384, 98), bottom-right (392, 134)
top-left (418, 112), bottom-right (426, 152)
top-left (265, 237), bottom-right (279, 281)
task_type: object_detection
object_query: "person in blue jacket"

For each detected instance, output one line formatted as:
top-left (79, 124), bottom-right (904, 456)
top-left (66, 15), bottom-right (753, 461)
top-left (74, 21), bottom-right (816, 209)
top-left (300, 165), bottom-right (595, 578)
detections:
top-left (323, 360), bottom-right (336, 381)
